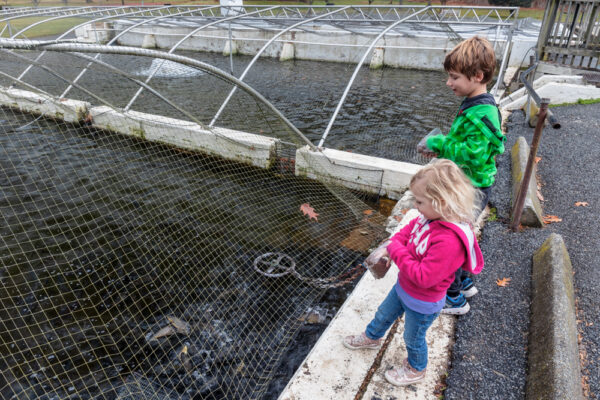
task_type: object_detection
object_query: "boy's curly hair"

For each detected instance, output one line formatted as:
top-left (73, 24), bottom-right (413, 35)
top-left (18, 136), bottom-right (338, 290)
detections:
top-left (443, 36), bottom-right (496, 84)
top-left (410, 159), bottom-right (481, 225)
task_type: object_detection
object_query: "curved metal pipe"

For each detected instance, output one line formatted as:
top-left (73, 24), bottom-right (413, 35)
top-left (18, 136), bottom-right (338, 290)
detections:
top-left (209, 6), bottom-right (352, 130)
top-left (520, 60), bottom-right (561, 129)
top-left (13, 5), bottom-right (178, 86)
top-left (59, 5), bottom-right (220, 98)
top-left (10, 6), bottom-right (132, 39)
top-left (123, 5), bottom-right (280, 112)
top-left (0, 39), bottom-right (310, 147)
top-left (318, 6), bottom-right (431, 148)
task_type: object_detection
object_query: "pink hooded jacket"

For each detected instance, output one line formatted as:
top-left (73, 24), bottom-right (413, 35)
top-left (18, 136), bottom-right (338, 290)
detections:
top-left (387, 214), bottom-right (484, 303)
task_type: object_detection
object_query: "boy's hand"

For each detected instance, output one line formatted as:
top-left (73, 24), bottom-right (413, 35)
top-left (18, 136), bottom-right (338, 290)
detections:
top-left (417, 146), bottom-right (438, 158)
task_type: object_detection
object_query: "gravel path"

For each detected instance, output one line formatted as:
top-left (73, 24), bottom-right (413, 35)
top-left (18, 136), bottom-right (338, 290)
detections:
top-left (445, 103), bottom-right (600, 399)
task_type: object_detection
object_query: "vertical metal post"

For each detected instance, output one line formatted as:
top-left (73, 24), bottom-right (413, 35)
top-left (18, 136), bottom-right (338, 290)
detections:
top-left (510, 99), bottom-right (549, 232)
top-left (228, 21), bottom-right (234, 75)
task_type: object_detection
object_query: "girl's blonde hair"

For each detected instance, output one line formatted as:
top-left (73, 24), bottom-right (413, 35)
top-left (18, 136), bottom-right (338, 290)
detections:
top-left (410, 159), bottom-right (481, 225)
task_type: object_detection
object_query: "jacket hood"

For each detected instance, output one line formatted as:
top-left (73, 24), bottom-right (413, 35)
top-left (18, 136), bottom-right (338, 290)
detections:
top-left (438, 220), bottom-right (484, 274)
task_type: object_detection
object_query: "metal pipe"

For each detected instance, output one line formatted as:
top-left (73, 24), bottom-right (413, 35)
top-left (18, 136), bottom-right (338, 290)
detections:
top-left (0, 39), bottom-right (311, 149)
top-left (124, 5), bottom-right (280, 112)
top-left (318, 6), bottom-right (431, 148)
top-left (520, 61), bottom-right (561, 129)
top-left (510, 98), bottom-right (549, 231)
top-left (209, 6), bottom-right (352, 130)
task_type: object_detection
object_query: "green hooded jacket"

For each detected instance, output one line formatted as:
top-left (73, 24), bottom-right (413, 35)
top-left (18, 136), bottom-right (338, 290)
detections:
top-left (426, 100), bottom-right (505, 188)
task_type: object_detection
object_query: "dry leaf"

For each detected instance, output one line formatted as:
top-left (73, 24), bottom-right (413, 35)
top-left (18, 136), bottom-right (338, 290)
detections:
top-left (363, 209), bottom-right (374, 216)
top-left (300, 203), bottom-right (319, 222)
top-left (536, 190), bottom-right (544, 202)
top-left (393, 215), bottom-right (403, 222)
top-left (496, 277), bottom-right (511, 287)
top-left (543, 215), bottom-right (562, 224)
top-left (574, 201), bottom-right (589, 207)
top-left (534, 156), bottom-right (542, 164)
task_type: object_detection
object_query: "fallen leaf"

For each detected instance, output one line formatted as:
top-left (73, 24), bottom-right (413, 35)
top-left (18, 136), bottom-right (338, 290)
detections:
top-left (536, 190), bottom-right (544, 202)
top-left (300, 203), bottom-right (319, 222)
top-left (575, 201), bottom-right (589, 207)
top-left (363, 209), bottom-right (374, 216)
top-left (535, 156), bottom-right (542, 164)
top-left (393, 215), bottom-right (403, 222)
top-left (496, 277), bottom-right (511, 287)
top-left (543, 215), bottom-right (562, 224)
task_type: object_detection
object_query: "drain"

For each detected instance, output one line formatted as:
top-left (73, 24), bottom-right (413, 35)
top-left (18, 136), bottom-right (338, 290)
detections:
top-left (253, 252), bottom-right (296, 278)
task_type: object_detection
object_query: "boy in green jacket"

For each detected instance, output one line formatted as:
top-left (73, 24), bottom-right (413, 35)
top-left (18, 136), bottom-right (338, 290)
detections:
top-left (419, 36), bottom-right (505, 315)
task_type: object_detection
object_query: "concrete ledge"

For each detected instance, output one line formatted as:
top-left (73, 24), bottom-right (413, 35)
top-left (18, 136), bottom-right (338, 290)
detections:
top-left (295, 146), bottom-right (421, 200)
top-left (500, 80), bottom-right (600, 111)
top-left (528, 233), bottom-right (583, 400)
top-left (511, 136), bottom-right (543, 227)
top-left (89, 106), bottom-right (277, 169)
top-left (0, 87), bottom-right (89, 123)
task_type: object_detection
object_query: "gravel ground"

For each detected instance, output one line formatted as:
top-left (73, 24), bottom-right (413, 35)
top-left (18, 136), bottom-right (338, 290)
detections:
top-left (445, 103), bottom-right (600, 399)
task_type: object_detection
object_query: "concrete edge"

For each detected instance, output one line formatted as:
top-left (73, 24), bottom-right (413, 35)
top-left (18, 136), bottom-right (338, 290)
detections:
top-left (510, 136), bottom-right (543, 227)
top-left (527, 233), bottom-right (583, 400)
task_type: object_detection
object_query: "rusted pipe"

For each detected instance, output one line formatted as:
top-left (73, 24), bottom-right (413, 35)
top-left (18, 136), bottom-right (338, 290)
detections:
top-left (510, 98), bottom-right (549, 231)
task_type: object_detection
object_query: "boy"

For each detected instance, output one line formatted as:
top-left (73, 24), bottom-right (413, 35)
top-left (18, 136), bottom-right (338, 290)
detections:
top-left (419, 36), bottom-right (505, 315)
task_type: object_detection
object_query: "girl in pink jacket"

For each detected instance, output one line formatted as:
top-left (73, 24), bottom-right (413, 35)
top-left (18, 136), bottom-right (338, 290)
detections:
top-left (343, 159), bottom-right (484, 386)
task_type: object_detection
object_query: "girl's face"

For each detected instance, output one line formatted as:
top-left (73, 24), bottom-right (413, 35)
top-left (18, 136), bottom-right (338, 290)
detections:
top-left (411, 178), bottom-right (443, 221)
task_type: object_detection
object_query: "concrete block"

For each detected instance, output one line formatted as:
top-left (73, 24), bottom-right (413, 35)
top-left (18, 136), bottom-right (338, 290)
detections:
top-left (280, 42), bottom-right (295, 62)
top-left (528, 233), bottom-right (583, 400)
top-left (223, 39), bottom-right (238, 56)
top-left (295, 146), bottom-right (421, 200)
top-left (511, 136), bottom-right (543, 227)
top-left (89, 106), bottom-right (278, 169)
top-left (141, 34), bottom-right (157, 49)
top-left (369, 47), bottom-right (384, 69)
top-left (0, 87), bottom-right (89, 123)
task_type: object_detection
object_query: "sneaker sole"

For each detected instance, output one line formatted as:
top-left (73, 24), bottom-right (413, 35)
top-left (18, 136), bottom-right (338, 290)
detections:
top-left (440, 301), bottom-right (470, 315)
top-left (342, 341), bottom-right (381, 351)
top-left (461, 286), bottom-right (478, 298)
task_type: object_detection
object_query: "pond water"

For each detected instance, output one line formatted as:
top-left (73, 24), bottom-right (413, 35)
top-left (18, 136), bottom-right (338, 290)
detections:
top-left (0, 49), bottom-right (460, 163)
top-left (0, 50), bottom-right (462, 399)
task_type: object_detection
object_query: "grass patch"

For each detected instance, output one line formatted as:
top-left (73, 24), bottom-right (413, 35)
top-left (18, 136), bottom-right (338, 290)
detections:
top-left (487, 207), bottom-right (498, 222)
top-left (550, 98), bottom-right (600, 107)
top-left (1, 17), bottom-right (89, 38)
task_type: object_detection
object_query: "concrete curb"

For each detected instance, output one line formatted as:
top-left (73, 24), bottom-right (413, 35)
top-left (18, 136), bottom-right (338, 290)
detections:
top-left (511, 136), bottom-right (543, 227)
top-left (527, 233), bottom-right (583, 400)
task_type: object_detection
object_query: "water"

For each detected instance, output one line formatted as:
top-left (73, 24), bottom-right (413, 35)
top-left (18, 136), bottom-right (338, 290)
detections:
top-left (0, 50), bottom-right (460, 164)
top-left (0, 50), bottom-right (461, 399)
top-left (0, 110), bottom-right (383, 399)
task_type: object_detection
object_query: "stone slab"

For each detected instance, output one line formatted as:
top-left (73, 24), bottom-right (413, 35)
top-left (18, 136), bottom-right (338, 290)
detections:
top-left (511, 136), bottom-right (543, 227)
top-left (528, 233), bottom-right (583, 400)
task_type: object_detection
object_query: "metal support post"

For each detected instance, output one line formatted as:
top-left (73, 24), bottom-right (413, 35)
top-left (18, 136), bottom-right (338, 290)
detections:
top-left (510, 98), bottom-right (549, 232)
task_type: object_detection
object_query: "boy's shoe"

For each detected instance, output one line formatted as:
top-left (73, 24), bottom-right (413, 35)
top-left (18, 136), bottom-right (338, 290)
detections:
top-left (343, 332), bottom-right (382, 350)
top-left (441, 294), bottom-right (470, 315)
top-left (384, 358), bottom-right (426, 386)
top-left (460, 277), bottom-right (479, 298)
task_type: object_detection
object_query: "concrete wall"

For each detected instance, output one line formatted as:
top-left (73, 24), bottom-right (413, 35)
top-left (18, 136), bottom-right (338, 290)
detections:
top-left (0, 86), bottom-right (420, 199)
top-left (77, 22), bottom-right (534, 70)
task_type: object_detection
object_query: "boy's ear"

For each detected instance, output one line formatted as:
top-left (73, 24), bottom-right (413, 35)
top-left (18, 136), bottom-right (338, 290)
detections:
top-left (473, 70), bottom-right (485, 83)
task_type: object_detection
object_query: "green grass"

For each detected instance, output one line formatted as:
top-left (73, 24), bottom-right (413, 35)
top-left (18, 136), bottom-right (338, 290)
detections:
top-left (550, 97), bottom-right (600, 107)
top-left (1, 17), bottom-right (89, 38)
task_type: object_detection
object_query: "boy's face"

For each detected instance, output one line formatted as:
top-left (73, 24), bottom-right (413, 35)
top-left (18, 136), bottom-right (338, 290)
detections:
top-left (446, 70), bottom-right (487, 98)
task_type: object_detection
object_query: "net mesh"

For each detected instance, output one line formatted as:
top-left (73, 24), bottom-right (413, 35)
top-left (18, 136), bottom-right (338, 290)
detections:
top-left (0, 5), bottom-right (517, 399)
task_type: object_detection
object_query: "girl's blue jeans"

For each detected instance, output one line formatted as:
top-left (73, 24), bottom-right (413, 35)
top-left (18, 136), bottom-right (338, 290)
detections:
top-left (365, 287), bottom-right (439, 371)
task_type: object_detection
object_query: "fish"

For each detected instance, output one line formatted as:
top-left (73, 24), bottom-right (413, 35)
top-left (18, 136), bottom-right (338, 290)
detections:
top-left (167, 316), bottom-right (191, 335)
top-left (147, 325), bottom-right (176, 342)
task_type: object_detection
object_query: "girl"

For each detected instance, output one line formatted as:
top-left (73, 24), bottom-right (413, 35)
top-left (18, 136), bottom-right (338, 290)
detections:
top-left (343, 159), bottom-right (484, 386)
